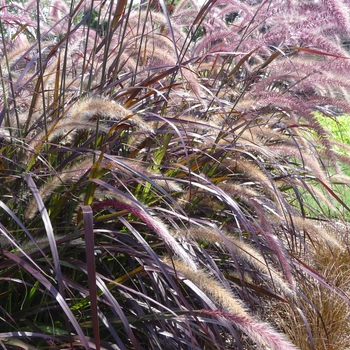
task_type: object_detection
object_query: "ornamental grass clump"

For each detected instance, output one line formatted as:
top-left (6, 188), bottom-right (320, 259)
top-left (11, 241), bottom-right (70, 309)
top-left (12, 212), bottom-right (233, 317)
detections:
top-left (1, 0), bottom-right (350, 349)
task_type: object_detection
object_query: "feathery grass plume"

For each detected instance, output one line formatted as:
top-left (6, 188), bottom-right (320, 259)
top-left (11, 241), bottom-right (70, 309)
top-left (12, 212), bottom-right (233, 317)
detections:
top-left (69, 97), bottom-right (152, 133)
top-left (224, 117), bottom-right (337, 214)
top-left (186, 224), bottom-right (294, 296)
top-left (148, 112), bottom-right (224, 157)
top-left (102, 158), bottom-right (183, 193)
top-left (99, 6), bottom-right (206, 101)
top-left (28, 97), bottom-right (153, 152)
top-left (49, 0), bottom-right (70, 24)
top-left (330, 172), bottom-right (350, 188)
top-left (0, 37), bottom-right (31, 73)
top-left (268, 144), bottom-right (332, 186)
top-left (330, 139), bottom-right (350, 157)
top-left (278, 176), bottom-right (337, 216)
top-left (219, 157), bottom-right (278, 202)
top-left (321, 0), bottom-right (350, 35)
top-left (163, 257), bottom-right (299, 350)
top-left (258, 216), bottom-right (295, 289)
top-left (0, 234), bottom-right (83, 256)
top-left (194, 1), bottom-right (350, 131)
top-left (24, 157), bottom-right (93, 220)
top-left (301, 218), bottom-right (347, 249)
top-left (172, 0), bottom-right (200, 20)
top-left (93, 197), bottom-right (197, 271)
top-left (217, 181), bottom-right (282, 219)
top-left (202, 309), bottom-right (301, 350)
top-left (0, 12), bottom-right (38, 35)
top-left (27, 119), bottom-right (108, 154)
top-left (104, 8), bottom-right (187, 67)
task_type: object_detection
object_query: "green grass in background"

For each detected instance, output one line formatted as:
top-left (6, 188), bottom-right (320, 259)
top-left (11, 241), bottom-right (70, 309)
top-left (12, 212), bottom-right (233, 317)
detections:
top-left (307, 113), bottom-right (350, 219)
top-left (317, 113), bottom-right (350, 146)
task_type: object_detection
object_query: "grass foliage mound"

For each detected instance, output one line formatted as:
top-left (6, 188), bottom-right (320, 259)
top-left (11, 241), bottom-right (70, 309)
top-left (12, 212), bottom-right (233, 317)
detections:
top-left (1, 0), bottom-right (350, 349)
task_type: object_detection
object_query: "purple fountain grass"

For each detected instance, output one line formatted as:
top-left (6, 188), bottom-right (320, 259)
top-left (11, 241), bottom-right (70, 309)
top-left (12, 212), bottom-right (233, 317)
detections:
top-left (25, 157), bottom-right (94, 220)
top-left (49, 0), bottom-right (70, 24)
top-left (1, 0), bottom-right (350, 348)
top-left (165, 257), bottom-right (298, 350)
top-left (93, 198), bottom-right (197, 271)
top-left (199, 309), bottom-right (300, 350)
top-left (321, 0), bottom-right (350, 34)
top-left (187, 223), bottom-right (295, 295)
top-left (24, 97), bottom-right (152, 152)
top-left (101, 157), bottom-right (183, 193)
top-left (172, 0), bottom-right (201, 18)
top-left (290, 217), bottom-right (344, 251)
top-left (277, 226), bottom-right (350, 349)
